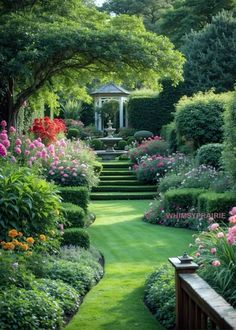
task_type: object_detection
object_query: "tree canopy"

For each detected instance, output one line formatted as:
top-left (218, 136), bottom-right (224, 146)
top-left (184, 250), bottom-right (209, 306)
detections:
top-left (0, 0), bottom-right (184, 124)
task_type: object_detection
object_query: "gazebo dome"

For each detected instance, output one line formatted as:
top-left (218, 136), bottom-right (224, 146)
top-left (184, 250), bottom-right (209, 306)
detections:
top-left (91, 83), bottom-right (130, 97)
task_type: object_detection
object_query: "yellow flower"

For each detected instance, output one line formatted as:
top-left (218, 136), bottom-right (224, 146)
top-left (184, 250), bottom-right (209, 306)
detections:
top-left (12, 239), bottom-right (20, 246)
top-left (55, 210), bottom-right (60, 216)
top-left (39, 234), bottom-right (46, 241)
top-left (8, 229), bottom-right (19, 238)
top-left (26, 237), bottom-right (35, 244)
top-left (25, 251), bottom-right (33, 256)
top-left (3, 242), bottom-right (15, 250)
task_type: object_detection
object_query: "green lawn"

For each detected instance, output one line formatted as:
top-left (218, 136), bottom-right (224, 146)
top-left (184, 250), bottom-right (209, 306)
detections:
top-left (64, 200), bottom-right (194, 330)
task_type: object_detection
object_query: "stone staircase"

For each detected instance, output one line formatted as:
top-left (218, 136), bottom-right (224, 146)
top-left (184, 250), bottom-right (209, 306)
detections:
top-left (91, 162), bottom-right (158, 200)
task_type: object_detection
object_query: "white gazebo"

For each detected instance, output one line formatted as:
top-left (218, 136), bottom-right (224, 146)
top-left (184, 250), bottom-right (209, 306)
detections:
top-left (90, 83), bottom-right (130, 131)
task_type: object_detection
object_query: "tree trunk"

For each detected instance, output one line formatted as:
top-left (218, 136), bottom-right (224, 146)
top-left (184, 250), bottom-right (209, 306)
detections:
top-left (0, 78), bottom-right (20, 127)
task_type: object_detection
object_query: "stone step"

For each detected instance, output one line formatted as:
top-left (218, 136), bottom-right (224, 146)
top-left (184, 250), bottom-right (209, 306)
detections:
top-left (90, 192), bottom-right (158, 200)
top-left (93, 185), bottom-right (157, 192)
top-left (100, 175), bottom-right (137, 181)
top-left (101, 170), bottom-right (132, 176)
top-left (99, 180), bottom-right (147, 186)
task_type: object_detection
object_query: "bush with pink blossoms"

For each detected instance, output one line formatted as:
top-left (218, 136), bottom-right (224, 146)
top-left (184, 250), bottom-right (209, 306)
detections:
top-left (191, 208), bottom-right (236, 307)
top-left (133, 154), bottom-right (175, 183)
top-left (129, 137), bottom-right (168, 164)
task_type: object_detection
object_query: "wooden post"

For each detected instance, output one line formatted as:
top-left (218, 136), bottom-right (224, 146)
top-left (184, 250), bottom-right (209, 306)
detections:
top-left (169, 255), bottom-right (199, 330)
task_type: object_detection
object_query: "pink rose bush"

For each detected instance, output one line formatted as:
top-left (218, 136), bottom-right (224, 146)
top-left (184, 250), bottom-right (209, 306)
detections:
top-left (192, 207), bottom-right (236, 306)
top-left (0, 123), bottom-right (99, 188)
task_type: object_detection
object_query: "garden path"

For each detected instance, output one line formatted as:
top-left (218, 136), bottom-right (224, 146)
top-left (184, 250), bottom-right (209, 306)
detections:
top-left (64, 200), bottom-right (193, 330)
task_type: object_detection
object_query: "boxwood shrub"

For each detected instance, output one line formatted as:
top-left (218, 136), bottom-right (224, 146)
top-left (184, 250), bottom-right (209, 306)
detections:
top-left (196, 143), bottom-right (223, 169)
top-left (164, 188), bottom-right (206, 213)
top-left (144, 264), bottom-right (175, 329)
top-left (62, 202), bottom-right (85, 228)
top-left (198, 192), bottom-right (236, 221)
top-left (0, 287), bottom-right (62, 330)
top-left (58, 186), bottom-right (89, 211)
top-left (62, 228), bottom-right (90, 249)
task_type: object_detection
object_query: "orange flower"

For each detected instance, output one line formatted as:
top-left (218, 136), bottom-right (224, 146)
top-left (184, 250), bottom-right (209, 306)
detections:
top-left (39, 234), bottom-right (46, 241)
top-left (8, 229), bottom-right (19, 238)
top-left (20, 243), bottom-right (29, 251)
top-left (3, 242), bottom-right (15, 250)
top-left (26, 237), bottom-right (35, 244)
top-left (12, 239), bottom-right (20, 246)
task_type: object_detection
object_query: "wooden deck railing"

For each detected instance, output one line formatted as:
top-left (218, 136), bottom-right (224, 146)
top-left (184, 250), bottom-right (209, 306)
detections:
top-left (169, 256), bottom-right (236, 330)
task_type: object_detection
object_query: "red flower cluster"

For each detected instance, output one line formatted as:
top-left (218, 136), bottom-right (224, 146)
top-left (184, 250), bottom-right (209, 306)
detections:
top-left (29, 117), bottom-right (66, 145)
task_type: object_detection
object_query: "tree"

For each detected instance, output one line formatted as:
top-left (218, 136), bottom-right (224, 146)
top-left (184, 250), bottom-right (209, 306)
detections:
top-left (0, 0), bottom-right (184, 125)
top-left (181, 11), bottom-right (236, 94)
top-left (158, 0), bottom-right (236, 46)
top-left (101, 0), bottom-right (173, 33)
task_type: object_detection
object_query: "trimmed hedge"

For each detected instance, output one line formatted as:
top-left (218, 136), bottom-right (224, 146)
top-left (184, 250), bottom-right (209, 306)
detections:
top-left (134, 130), bottom-right (153, 141)
top-left (164, 188), bottom-right (206, 212)
top-left (62, 202), bottom-right (85, 228)
top-left (198, 192), bottom-right (236, 221)
top-left (196, 143), bottom-right (223, 169)
top-left (62, 228), bottom-right (90, 249)
top-left (58, 186), bottom-right (89, 211)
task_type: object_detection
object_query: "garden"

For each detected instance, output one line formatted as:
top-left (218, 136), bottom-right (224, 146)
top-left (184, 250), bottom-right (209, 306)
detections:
top-left (0, 0), bottom-right (236, 329)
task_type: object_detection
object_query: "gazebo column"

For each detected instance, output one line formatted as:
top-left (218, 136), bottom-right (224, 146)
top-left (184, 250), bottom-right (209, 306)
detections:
top-left (119, 97), bottom-right (124, 128)
top-left (95, 97), bottom-right (102, 131)
top-left (125, 103), bottom-right (128, 127)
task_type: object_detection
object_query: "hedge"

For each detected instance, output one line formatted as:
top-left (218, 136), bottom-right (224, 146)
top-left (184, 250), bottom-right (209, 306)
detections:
top-left (164, 188), bottom-right (206, 213)
top-left (62, 228), bottom-right (90, 249)
top-left (62, 202), bottom-right (85, 228)
top-left (196, 143), bottom-right (223, 169)
top-left (198, 192), bottom-right (236, 221)
top-left (58, 186), bottom-right (89, 211)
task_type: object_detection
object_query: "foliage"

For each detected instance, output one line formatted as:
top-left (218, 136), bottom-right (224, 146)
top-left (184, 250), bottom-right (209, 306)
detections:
top-left (0, 287), bottom-right (62, 330)
top-left (32, 278), bottom-right (80, 316)
top-left (58, 186), bottom-right (89, 211)
top-left (160, 121), bottom-right (177, 153)
top-left (117, 127), bottom-right (136, 139)
top-left (116, 140), bottom-right (127, 150)
top-left (90, 138), bottom-right (104, 150)
top-left (61, 100), bottom-right (82, 120)
top-left (29, 117), bottom-right (66, 145)
top-left (175, 91), bottom-right (229, 150)
top-left (180, 165), bottom-right (220, 189)
top-left (192, 210), bottom-right (236, 306)
top-left (158, 172), bottom-right (184, 193)
top-left (0, 166), bottom-right (62, 240)
top-left (100, 100), bottom-right (119, 122)
top-left (196, 143), bottom-right (223, 169)
top-left (67, 128), bottom-right (81, 139)
top-left (0, 1), bottom-right (185, 125)
top-left (134, 130), bottom-right (154, 141)
top-left (144, 264), bottom-right (175, 329)
top-left (198, 192), bottom-right (236, 222)
top-left (182, 11), bottom-right (236, 94)
top-left (45, 259), bottom-right (98, 295)
top-left (93, 161), bottom-right (103, 176)
top-left (158, 0), bottom-right (236, 47)
top-left (62, 228), bottom-right (90, 249)
top-left (128, 89), bottom-right (175, 134)
top-left (223, 92), bottom-right (236, 183)
top-left (129, 137), bottom-right (168, 163)
top-left (63, 202), bottom-right (85, 228)
top-left (133, 154), bottom-right (175, 183)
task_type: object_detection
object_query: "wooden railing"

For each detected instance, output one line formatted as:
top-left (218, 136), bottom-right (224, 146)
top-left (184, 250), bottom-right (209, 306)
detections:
top-left (169, 256), bottom-right (236, 330)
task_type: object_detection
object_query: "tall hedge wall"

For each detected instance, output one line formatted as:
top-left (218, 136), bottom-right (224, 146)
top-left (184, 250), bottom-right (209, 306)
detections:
top-left (128, 81), bottom-right (183, 134)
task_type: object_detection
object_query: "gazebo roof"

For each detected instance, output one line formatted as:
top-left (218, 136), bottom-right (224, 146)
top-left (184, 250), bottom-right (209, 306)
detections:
top-left (90, 83), bottom-right (130, 96)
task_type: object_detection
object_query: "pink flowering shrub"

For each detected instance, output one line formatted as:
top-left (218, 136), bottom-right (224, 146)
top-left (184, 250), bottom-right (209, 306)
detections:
top-left (129, 137), bottom-right (168, 164)
top-left (192, 208), bottom-right (236, 306)
top-left (133, 154), bottom-right (176, 183)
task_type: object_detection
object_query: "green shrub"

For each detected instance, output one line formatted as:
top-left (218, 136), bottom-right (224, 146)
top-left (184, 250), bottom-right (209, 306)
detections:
top-left (0, 166), bottom-right (62, 240)
top-left (0, 287), bottom-right (62, 330)
top-left (59, 246), bottom-right (104, 282)
top-left (175, 91), bottom-right (229, 150)
top-left (198, 192), bottom-right (236, 221)
top-left (223, 92), bottom-right (236, 182)
top-left (117, 140), bottom-right (127, 150)
top-left (67, 127), bottom-right (80, 139)
top-left (93, 161), bottom-right (103, 175)
top-left (32, 279), bottom-right (80, 316)
top-left (160, 122), bottom-right (177, 153)
top-left (134, 130), bottom-right (153, 141)
top-left (62, 202), bottom-right (85, 228)
top-left (181, 165), bottom-right (220, 190)
top-left (158, 173), bottom-right (184, 193)
top-left (164, 188), bottom-right (205, 213)
top-left (62, 228), bottom-right (90, 249)
top-left (144, 264), bottom-right (175, 329)
top-left (90, 139), bottom-right (103, 150)
top-left (117, 127), bottom-right (136, 138)
top-left (196, 143), bottom-right (223, 169)
top-left (58, 186), bottom-right (89, 211)
top-left (126, 136), bottom-right (136, 145)
top-left (45, 259), bottom-right (97, 295)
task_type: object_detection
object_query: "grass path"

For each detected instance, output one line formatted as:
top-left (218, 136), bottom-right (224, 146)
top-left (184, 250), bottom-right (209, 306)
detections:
top-left (65, 200), bottom-right (194, 330)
